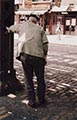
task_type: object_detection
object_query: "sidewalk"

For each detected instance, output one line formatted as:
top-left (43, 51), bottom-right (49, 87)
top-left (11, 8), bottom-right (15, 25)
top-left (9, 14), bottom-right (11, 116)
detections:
top-left (0, 34), bottom-right (77, 120)
top-left (14, 34), bottom-right (77, 46)
top-left (47, 34), bottom-right (77, 46)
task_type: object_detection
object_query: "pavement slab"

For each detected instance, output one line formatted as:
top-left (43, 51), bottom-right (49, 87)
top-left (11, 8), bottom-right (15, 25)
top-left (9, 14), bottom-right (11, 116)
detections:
top-left (0, 35), bottom-right (77, 120)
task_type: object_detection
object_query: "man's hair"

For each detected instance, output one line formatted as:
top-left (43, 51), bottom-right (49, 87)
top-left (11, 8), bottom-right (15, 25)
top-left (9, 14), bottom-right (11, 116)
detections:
top-left (29, 14), bottom-right (39, 21)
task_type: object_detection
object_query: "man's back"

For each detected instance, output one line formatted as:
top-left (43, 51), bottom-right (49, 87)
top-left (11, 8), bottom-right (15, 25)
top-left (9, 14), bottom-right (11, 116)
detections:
top-left (6, 15), bottom-right (48, 59)
top-left (21, 21), bottom-right (47, 58)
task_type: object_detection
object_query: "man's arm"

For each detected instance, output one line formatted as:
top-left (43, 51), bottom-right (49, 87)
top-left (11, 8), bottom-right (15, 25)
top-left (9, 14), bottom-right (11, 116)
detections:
top-left (6, 24), bottom-right (19, 33)
top-left (41, 29), bottom-right (49, 60)
top-left (43, 42), bottom-right (48, 61)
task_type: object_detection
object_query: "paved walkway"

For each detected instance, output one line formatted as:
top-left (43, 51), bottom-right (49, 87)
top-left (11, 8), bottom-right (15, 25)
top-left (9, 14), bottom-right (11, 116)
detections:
top-left (48, 35), bottom-right (77, 46)
top-left (0, 35), bottom-right (77, 120)
top-left (14, 34), bottom-right (77, 45)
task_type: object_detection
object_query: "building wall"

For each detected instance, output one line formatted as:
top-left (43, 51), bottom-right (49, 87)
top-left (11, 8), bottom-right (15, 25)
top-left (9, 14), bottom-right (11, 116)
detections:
top-left (61, 0), bottom-right (77, 6)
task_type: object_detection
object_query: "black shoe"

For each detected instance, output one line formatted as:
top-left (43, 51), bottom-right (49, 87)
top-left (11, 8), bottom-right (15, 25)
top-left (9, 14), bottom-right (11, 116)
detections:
top-left (39, 99), bottom-right (47, 105)
top-left (28, 101), bottom-right (35, 108)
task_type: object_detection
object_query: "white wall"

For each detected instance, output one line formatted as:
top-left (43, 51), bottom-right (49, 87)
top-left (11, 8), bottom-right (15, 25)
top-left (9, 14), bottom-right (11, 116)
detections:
top-left (14, 0), bottom-right (23, 5)
top-left (61, 0), bottom-right (77, 6)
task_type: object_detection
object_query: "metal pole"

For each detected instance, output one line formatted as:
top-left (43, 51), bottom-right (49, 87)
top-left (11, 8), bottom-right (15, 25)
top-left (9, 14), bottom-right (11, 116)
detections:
top-left (0, 0), bottom-right (23, 96)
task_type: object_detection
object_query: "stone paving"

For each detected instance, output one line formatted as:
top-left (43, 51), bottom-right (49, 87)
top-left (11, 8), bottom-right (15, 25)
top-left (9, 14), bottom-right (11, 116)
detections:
top-left (0, 36), bottom-right (77, 120)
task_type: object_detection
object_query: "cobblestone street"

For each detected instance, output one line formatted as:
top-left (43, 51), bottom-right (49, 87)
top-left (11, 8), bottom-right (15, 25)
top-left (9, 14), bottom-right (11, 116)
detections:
top-left (0, 35), bottom-right (77, 120)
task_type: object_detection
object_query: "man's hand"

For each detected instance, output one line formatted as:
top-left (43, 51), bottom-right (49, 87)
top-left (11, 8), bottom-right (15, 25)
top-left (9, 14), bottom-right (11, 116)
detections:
top-left (43, 55), bottom-right (47, 65)
top-left (6, 27), bottom-right (10, 33)
top-left (44, 55), bottom-right (47, 61)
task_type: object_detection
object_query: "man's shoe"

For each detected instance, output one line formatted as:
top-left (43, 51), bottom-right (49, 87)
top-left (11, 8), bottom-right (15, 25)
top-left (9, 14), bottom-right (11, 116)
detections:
top-left (39, 99), bottom-right (47, 105)
top-left (28, 101), bottom-right (35, 108)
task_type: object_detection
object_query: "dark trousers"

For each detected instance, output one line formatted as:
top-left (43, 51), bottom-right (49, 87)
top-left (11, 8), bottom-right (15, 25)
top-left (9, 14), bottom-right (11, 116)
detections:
top-left (22, 54), bottom-right (46, 103)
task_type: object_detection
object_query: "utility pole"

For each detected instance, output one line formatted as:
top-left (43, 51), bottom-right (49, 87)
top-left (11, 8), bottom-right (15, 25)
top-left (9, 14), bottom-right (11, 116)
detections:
top-left (0, 0), bottom-right (23, 96)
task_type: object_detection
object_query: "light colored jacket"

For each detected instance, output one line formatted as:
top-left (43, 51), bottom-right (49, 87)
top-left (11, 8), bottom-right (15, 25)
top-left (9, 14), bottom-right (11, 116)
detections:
top-left (8, 20), bottom-right (48, 58)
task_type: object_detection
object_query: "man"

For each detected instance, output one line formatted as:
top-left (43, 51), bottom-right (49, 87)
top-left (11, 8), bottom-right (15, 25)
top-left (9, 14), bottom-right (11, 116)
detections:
top-left (56, 21), bottom-right (61, 40)
top-left (6, 14), bottom-right (48, 107)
